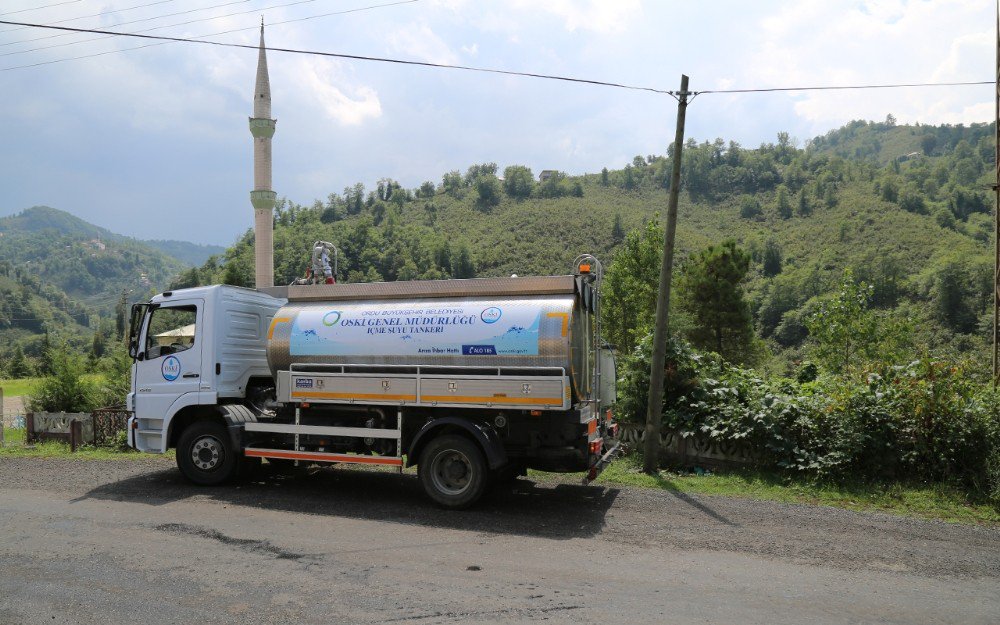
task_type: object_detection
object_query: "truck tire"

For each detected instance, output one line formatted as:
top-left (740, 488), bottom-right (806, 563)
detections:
top-left (418, 434), bottom-right (488, 509)
top-left (176, 420), bottom-right (239, 486)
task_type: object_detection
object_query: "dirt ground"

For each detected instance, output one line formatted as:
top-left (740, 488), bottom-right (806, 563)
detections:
top-left (1, 456), bottom-right (997, 624)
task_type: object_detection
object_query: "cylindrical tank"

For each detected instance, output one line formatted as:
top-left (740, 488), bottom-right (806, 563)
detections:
top-left (267, 295), bottom-right (594, 398)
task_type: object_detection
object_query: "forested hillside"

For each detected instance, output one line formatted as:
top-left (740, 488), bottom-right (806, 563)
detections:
top-left (182, 119), bottom-right (995, 369)
top-left (0, 206), bottom-right (197, 367)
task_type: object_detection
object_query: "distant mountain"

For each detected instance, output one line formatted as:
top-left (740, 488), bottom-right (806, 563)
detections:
top-left (0, 205), bottom-right (115, 241)
top-left (141, 239), bottom-right (226, 266)
top-left (0, 205), bottom-right (189, 314)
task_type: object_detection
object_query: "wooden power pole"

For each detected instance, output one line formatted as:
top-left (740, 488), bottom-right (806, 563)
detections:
top-left (644, 74), bottom-right (690, 474)
top-left (994, 2), bottom-right (999, 386)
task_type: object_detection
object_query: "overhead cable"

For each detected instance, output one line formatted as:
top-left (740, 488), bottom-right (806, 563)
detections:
top-left (0, 19), bottom-right (992, 98)
top-left (0, 0), bottom-right (177, 35)
top-left (0, 0), bottom-right (82, 18)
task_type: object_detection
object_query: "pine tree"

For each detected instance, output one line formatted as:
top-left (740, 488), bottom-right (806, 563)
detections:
top-left (762, 240), bottom-right (782, 277)
top-left (611, 213), bottom-right (625, 244)
top-left (676, 240), bottom-right (755, 362)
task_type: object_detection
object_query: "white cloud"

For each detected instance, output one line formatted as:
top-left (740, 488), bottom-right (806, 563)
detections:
top-left (292, 58), bottom-right (382, 126)
top-left (744, 0), bottom-right (991, 129)
top-left (511, 0), bottom-right (642, 34)
top-left (386, 21), bottom-right (458, 65)
top-left (461, 43), bottom-right (478, 56)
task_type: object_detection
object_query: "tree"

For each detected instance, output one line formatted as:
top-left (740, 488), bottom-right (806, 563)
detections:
top-left (739, 195), bottom-right (761, 219)
top-left (474, 175), bottom-right (502, 210)
top-left (797, 190), bottom-right (812, 216)
top-left (602, 218), bottom-right (662, 355)
top-left (6, 345), bottom-right (33, 378)
top-left (417, 180), bottom-right (436, 198)
top-left (803, 271), bottom-right (911, 373)
top-left (762, 240), bottom-right (782, 277)
top-left (920, 133), bottom-right (938, 156)
top-left (115, 289), bottom-right (128, 341)
top-left (611, 213), bottom-right (625, 244)
top-left (502, 165), bottom-right (534, 199)
top-left (453, 246), bottom-right (475, 278)
top-left (676, 240), bottom-right (755, 363)
top-left (442, 171), bottom-right (463, 197)
top-left (932, 261), bottom-right (976, 333)
top-left (27, 345), bottom-right (97, 413)
top-left (600, 167), bottom-right (609, 186)
top-left (464, 162), bottom-right (498, 186)
top-left (775, 185), bottom-right (792, 219)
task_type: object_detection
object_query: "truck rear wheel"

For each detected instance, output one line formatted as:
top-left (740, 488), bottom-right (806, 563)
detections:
top-left (418, 435), bottom-right (488, 509)
top-left (176, 421), bottom-right (238, 486)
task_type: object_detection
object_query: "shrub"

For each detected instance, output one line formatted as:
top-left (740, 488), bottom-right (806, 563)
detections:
top-left (617, 333), bottom-right (1000, 498)
top-left (27, 346), bottom-right (97, 413)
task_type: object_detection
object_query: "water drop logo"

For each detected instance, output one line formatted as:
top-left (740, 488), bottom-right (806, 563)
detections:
top-left (481, 307), bottom-right (502, 324)
top-left (322, 311), bottom-right (342, 326)
top-left (161, 356), bottom-right (181, 381)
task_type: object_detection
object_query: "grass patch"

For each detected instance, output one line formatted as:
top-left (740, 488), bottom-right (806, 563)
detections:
top-left (0, 377), bottom-right (41, 398)
top-left (0, 427), bottom-right (152, 461)
top-left (533, 453), bottom-right (1000, 526)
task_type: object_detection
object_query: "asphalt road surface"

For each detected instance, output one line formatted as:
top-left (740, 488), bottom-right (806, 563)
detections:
top-left (0, 456), bottom-right (997, 624)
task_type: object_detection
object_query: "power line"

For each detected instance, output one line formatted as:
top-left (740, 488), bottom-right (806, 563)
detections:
top-left (1, 18), bottom-right (992, 100)
top-left (0, 18), bottom-right (675, 93)
top-left (0, 0), bottom-right (83, 18)
top-left (0, 0), bottom-right (177, 35)
top-left (0, 0), bottom-right (412, 56)
top-left (1, 0), bottom-right (256, 52)
top-left (698, 81), bottom-right (993, 94)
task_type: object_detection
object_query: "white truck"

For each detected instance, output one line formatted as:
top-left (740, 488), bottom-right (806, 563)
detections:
top-left (126, 256), bottom-right (621, 508)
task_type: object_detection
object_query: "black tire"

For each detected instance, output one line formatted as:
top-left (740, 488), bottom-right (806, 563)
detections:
top-left (176, 420), bottom-right (238, 485)
top-left (418, 434), bottom-right (489, 509)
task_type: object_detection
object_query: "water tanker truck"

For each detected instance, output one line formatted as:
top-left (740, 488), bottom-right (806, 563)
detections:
top-left (126, 255), bottom-right (622, 508)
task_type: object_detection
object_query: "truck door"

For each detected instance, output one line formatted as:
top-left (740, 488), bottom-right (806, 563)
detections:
top-left (132, 300), bottom-right (204, 446)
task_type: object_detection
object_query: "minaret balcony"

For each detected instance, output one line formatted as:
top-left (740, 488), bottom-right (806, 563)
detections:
top-left (249, 117), bottom-right (276, 138)
top-left (250, 190), bottom-right (277, 209)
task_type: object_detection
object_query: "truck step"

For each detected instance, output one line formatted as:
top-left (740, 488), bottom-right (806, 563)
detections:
top-left (244, 447), bottom-right (403, 467)
top-left (243, 423), bottom-right (400, 439)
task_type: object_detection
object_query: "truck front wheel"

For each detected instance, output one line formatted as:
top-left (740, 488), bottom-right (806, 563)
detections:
top-left (176, 421), bottom-right (238, 486)
top-left (418, 434), bottom-right (488, 509)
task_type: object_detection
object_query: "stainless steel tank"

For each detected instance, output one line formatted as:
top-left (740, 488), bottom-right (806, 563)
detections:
top-left (267, 294), bottom-right (594, 399)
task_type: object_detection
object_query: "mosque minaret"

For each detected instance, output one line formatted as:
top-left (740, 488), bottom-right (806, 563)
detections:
top-left (249, 20), bottom-right (276, 288)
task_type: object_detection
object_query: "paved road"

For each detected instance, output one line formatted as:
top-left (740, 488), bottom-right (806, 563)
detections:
top-left (0, 456), bottom-right (997, 624)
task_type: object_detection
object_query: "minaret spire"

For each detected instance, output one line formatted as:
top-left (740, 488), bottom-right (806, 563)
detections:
top-left (249, 19), bottom-right (276, 288)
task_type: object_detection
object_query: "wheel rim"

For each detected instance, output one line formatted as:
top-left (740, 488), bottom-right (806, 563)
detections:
top-left (430, 449), bottom-right (473, 496)
top-left (191, 435), bottom-right (224, 471)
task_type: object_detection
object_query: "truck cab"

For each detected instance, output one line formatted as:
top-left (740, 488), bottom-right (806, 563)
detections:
top-left (127, 285), bottom-right (283, 453)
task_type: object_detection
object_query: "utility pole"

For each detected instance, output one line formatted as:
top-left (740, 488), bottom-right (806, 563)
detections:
top-left (994, 2), bottom-right (999, 386)
top-left (644, 74), bottom-right (690, 474)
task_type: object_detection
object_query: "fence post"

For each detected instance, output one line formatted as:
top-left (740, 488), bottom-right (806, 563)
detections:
top-left (26, 413), bottom-right (35, 445)
top-left (70, 419), bottom-right (82, 453)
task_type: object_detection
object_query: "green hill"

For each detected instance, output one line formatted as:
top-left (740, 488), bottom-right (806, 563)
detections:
top-left (179, 119), bottom-right (994, 367)
top-left (0, 206), bottom-right (205, 368)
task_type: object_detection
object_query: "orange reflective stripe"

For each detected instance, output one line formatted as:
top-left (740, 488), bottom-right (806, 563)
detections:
top-left (546, 312), bottom-right (569, 337)
top-left (245, 449), bottom-right (402, 466)
top-left (421, 395), bottom-right (563, 405)
top-left (267, 317), bottom-right (291, 339)
top-left (291, 391), bottom-right (417, 401)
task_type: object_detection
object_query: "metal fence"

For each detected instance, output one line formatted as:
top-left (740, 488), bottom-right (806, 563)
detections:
top-left (21, 407), bottom-right (130, 451)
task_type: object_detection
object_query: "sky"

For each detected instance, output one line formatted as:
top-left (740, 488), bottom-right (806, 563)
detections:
top-left (0, 0), bottom-right (994, 245)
